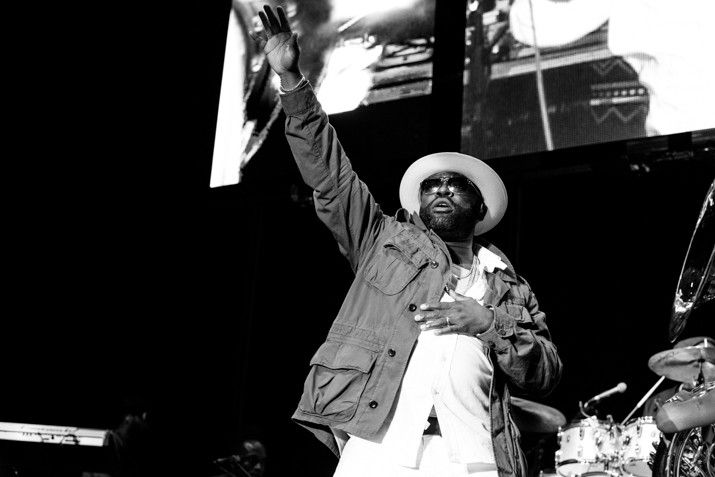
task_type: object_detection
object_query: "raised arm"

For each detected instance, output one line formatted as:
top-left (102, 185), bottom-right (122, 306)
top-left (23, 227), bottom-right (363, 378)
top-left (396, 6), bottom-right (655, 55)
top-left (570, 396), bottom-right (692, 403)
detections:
top-left (255, 6), bottom-right (386, 269)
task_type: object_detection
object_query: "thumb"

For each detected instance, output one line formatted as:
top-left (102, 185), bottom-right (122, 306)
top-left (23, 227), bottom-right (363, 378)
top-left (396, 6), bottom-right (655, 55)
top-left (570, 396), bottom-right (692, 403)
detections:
top-left (250, 30), bottom-right (267, 50)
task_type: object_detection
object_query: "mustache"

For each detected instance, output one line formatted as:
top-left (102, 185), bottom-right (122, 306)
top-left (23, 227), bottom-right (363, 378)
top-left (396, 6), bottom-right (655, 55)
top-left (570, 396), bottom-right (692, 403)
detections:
top-left (429, 197), bottom-right (455, 207)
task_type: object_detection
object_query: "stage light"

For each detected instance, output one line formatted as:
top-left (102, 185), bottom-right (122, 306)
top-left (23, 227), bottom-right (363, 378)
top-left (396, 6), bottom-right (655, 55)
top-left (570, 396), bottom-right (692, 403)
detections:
top-left (317, 40), bottom-right (384, 114)
top-left (330, 0), bottom-right (416, 22)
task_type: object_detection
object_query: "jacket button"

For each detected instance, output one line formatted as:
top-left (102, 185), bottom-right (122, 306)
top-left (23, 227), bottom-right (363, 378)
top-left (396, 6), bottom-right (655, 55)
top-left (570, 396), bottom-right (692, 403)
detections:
top-left (388, 349), bottom-right (396, 357)
top-left (408, 304), bottom-right (417, 312)
top-left (430, 261), bottom-right (439, 268)
top-left (369, 400), bottom-right (378, 409)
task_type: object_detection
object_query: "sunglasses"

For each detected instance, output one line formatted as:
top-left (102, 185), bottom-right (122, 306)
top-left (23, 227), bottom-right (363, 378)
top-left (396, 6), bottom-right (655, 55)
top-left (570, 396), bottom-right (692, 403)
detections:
top-left (420, 176), bottom-right (480, 195)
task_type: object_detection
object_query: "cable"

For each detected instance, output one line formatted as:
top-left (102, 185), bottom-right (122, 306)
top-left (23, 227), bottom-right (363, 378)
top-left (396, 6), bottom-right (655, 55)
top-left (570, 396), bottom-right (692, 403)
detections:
top-left (527, 0), bottom-right (554, 150)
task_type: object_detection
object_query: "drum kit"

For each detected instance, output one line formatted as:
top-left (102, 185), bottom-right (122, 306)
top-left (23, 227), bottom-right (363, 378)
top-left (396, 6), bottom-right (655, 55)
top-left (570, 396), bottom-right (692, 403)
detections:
top-left (517, 180), bottom-right (715, 477)
top-left (549, 338), bottom-right (714, 477)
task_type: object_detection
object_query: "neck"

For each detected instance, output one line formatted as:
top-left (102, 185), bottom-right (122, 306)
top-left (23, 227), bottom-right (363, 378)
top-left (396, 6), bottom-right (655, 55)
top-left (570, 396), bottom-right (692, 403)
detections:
top-left (444, 237), bottom-right (474, 268)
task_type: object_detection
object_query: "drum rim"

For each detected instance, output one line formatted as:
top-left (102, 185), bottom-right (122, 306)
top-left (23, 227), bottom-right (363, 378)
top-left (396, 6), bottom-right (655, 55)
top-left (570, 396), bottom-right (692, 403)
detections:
top-left (556, 458), bottom-right (610, 466)
top-left (622, 416), bottom-right (656, 426)
top-left (561, 419), bottom-right (615, 431)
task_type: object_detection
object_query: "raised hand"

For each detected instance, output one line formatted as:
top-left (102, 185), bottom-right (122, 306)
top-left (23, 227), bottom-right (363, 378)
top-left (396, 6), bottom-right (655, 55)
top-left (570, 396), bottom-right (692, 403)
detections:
top-left (413, 289), bottom-right (495, 336)
top-left (255, 5), bottom-right (302, 88)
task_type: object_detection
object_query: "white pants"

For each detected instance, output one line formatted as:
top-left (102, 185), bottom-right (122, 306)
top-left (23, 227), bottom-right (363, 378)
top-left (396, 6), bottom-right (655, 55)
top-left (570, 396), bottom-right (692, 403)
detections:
top-left (333, 434), bottom-right (499, 477)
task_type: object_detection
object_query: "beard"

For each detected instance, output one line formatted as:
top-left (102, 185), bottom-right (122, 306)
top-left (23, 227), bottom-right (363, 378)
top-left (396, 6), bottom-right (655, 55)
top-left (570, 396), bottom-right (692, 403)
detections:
top-left (419, 200), bottom-right (480, 241)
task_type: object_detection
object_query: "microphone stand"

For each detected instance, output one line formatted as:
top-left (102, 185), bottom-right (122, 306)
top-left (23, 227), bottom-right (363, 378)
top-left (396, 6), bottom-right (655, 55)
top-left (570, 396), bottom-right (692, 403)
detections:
top-left (579, 399), bottom-right (596, 419)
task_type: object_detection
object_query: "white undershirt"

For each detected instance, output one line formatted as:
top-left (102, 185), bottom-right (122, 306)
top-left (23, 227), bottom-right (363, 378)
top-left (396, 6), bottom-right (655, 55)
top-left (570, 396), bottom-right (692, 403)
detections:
top-left (377, 246), bottom-right (507, 468)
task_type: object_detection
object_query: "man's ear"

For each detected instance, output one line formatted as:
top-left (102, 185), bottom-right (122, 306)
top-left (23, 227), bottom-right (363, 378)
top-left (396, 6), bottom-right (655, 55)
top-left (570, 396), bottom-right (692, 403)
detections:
top-left (479, 202), bottom-right (488, 220)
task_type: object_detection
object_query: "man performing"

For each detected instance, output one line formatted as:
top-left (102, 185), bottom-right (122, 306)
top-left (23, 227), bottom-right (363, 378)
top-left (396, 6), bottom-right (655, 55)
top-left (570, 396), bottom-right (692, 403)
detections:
top-left (254, 6), bottom-right (562, 477)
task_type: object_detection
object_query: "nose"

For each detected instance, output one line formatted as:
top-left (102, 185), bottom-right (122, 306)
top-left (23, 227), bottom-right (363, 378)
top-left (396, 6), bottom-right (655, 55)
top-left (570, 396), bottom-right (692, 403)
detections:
top-left (435, 180), bottom-right (453, 196)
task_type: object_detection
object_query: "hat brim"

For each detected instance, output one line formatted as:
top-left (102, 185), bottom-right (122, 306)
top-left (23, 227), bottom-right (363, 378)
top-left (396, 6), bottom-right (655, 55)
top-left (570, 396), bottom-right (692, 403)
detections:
top-left (399, 152), bottom-right (507, 236)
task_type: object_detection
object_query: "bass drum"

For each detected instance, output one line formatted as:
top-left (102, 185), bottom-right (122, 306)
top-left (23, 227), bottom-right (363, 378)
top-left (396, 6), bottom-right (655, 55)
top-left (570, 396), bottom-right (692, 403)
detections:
top-left (555, 418), bottom-right (620, 477)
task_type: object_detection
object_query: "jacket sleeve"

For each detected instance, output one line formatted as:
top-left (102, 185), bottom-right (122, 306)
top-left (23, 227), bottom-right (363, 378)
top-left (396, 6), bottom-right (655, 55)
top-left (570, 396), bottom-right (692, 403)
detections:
top-left (280, 82), bottom-right (385, 270)
top-left (479, 278), bottom-right (562, 397)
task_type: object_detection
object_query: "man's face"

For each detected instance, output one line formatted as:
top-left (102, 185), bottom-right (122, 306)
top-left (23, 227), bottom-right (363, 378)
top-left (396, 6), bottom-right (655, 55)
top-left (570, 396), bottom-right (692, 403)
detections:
top-left (418, 171), bottom-right (485, 241)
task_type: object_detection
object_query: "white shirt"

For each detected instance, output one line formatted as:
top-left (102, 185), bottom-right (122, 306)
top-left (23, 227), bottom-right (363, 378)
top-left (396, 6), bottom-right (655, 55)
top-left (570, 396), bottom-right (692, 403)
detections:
top-left (508, 0), bottom-right (715, 136)
top-left (378, 245), bottom-right (508, 468)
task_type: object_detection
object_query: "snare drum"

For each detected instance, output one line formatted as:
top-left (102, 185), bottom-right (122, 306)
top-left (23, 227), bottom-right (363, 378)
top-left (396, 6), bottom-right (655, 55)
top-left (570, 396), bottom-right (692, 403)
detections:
top-left (620, 416), bottom-right (662, 477)
top-left (555, 418), bottom-right (620, 477)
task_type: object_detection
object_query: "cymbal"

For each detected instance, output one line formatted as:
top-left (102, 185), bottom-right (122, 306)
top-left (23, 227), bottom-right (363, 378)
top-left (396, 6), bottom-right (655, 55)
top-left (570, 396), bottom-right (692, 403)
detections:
top-left (648, 346), bottom-right (715, 383)
top-left (509, 397), bottom-right (566, 434)
top-left (675, 336), bottom-right (714, 349)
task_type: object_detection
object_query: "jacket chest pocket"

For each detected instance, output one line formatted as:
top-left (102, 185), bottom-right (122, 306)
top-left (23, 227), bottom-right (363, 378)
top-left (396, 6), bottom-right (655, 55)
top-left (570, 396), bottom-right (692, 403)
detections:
top-left (362, 231), bottom-right (431, 295)
top-left (505, 303), bottom-right (537, 329)
top-left (299, 340), bottom-right (378, 422)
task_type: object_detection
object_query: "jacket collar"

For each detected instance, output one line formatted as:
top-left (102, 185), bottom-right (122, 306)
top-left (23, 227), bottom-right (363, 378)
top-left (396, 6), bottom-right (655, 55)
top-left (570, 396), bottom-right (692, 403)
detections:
top-left (475, 244), bottom-right (507, 274)
top-left (475, 240), bottom-right (518, 305)
top-left (402, 209), bottom-right (519, 299)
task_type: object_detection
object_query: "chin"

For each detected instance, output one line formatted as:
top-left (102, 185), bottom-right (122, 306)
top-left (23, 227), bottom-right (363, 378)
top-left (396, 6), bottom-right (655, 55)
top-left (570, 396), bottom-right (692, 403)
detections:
top-left (420, 207), bottom-right (479, 239)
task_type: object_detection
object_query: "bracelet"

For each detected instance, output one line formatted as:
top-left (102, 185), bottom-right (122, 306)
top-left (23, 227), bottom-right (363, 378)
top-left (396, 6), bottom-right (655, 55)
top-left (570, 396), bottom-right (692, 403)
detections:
top-left (279, 75), bottom-right (307, 94)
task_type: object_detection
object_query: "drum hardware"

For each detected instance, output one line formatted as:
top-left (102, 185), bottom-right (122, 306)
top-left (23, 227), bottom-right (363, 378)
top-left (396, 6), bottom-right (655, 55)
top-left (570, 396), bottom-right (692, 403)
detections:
top-left (555, 416), bottom-right (622, 477)
top-left (554, 381), bottom-right (665, 477)
top-left (579, 383), bottom-right (628, 419)
top-left (621, 376), bottom-right (667, 426)
top-left (649, 382), bottom-right (715, 476)
top-left (555, 415), bottom-right (665, 477)
top-left (662, 424), bottom-right (714, 477)
top-left (555, 181), bottom-right (715, 477)
top-left (619, 417), bottom-right (662, 477)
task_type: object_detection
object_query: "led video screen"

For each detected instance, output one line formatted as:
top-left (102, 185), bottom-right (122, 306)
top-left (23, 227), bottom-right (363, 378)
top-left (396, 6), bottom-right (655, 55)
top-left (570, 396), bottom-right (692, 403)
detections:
top-left (211, 0), bottom-right (435, 187)
top-left (461, 0), bottom-right (715, 159)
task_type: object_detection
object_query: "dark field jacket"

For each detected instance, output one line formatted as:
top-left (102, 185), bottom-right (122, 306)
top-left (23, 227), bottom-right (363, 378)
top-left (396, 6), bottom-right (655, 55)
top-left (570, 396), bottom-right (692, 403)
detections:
top-left (281, 83), bottom-right (562, 477)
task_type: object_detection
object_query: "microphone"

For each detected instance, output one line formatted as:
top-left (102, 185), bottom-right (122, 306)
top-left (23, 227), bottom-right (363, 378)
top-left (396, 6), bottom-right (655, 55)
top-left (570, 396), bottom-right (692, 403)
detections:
top-left (586, 382), bottom-right (627, 405)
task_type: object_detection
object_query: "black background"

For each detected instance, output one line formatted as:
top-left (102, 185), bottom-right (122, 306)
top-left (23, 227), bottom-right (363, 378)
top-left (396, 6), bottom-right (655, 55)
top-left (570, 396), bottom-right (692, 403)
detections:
top-left (2, 1), bottom-right (713, 476)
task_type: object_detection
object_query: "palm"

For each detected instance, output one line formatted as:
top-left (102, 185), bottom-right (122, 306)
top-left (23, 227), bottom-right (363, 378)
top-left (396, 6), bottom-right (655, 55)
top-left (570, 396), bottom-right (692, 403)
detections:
top-left (264, 33), bottom-right (298, 75)
top-left (257, 6), bottom-right (300, 76)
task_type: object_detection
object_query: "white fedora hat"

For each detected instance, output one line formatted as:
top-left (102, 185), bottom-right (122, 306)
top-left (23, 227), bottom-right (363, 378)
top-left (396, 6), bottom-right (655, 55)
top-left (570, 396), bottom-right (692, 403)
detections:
top-left (399, 152), bottom-right (508, 236)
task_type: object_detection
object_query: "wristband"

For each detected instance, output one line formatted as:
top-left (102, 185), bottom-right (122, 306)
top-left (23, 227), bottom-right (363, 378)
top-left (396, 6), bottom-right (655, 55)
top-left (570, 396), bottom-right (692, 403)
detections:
top-left (279, 74), bottom-right (307, 94)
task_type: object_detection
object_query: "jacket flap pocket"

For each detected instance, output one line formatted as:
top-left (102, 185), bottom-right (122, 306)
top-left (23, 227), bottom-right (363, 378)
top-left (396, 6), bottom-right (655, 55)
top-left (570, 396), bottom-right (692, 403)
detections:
top-left (384, 230), bottom-right (430, 268)
top-left (505, 304), bottom-right (536, 327)
top-left (362, 230), bottom-right (429, 295)
top-left (309, 341), bottom-right (377, 373)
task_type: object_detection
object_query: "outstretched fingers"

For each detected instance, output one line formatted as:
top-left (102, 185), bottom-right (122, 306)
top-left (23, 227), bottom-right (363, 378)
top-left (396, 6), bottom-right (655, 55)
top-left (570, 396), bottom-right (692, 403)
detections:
top-left (257, 10), bottom-right (272, 36)
top-left (263, 5), bottom-right (282, 33)
top-left (277, 6), bottom-right (291, 32)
